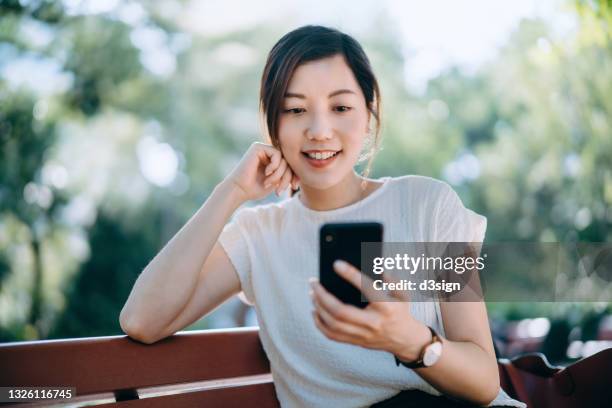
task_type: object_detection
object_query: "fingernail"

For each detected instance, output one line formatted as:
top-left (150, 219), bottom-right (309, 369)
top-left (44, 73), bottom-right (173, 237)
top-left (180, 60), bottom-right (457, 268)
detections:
top-left (334, 260), bottom-right (348, 271)
top-left (308, 277), bottom-right (318, 284)
top-left (309, 290), bottom-right (314, 298)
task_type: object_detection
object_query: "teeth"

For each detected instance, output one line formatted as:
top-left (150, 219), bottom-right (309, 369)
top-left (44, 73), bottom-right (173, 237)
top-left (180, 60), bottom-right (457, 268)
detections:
top-left (307, 151), bottom-right (338, 160)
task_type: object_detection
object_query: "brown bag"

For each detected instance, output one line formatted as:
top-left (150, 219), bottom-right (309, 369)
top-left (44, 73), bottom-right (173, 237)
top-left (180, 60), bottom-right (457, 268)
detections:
top-left (498, 348), bottom-right (612, 408)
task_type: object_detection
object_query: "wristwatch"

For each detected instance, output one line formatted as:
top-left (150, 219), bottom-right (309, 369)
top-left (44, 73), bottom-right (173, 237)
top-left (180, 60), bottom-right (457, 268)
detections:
top-left (394, 325), bottom-right (443, 368)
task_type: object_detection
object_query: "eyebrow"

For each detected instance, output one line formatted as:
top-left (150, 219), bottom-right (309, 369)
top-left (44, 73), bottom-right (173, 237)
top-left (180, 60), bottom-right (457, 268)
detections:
top-left (284, 89), bottom-right (356, 99)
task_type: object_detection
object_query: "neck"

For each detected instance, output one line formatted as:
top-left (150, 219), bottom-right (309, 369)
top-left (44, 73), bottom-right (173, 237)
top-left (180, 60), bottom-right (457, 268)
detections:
top-left (298, 170), bottom-right (367, 211)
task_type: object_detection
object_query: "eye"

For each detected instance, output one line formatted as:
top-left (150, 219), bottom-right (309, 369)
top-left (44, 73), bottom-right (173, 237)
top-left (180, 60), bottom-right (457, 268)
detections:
top-left (334, 106), bottom-right (352, 113)
top-left (283, 108), bottom-right (305, 114)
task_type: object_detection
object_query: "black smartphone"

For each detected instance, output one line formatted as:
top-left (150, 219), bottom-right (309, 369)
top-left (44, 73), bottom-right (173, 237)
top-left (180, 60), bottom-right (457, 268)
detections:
top-left (319, 222), bottom-right (384, 309)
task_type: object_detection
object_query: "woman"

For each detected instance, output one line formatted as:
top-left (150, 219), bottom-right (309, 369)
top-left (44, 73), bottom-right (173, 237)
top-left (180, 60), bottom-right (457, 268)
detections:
top-left (120, 25), bottom-right (526, 408)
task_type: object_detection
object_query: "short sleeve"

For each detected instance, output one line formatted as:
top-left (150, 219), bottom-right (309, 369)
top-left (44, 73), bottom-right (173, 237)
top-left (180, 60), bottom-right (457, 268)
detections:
top-left (218, 209), bottom-right (256, 306)
top-left (434, 183), bottom-right (487, 244)
top-left (431, 183), bottom-right (489, 329)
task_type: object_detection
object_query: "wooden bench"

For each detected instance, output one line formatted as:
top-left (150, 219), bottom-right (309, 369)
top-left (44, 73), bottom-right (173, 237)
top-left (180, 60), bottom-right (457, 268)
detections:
top-left (1, 327), bottom-right (611, 407)
top-left (0, 327), bottom-right (279, 407)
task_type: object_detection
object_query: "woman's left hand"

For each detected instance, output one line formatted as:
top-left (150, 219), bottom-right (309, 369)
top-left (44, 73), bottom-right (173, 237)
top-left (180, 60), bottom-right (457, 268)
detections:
top-left (309, 260), bottom-right (432, 362)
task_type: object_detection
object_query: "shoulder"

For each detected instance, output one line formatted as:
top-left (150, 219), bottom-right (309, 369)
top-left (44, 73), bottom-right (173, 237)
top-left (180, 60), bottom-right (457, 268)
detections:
top-left (389, 175), bottom-right (477, 217)
top-left (386, 174), bottom-right (486, 241)
top-left (387, 174), bottom-right (454, 202)
top-left (231, 197), bottom-right (292, 229)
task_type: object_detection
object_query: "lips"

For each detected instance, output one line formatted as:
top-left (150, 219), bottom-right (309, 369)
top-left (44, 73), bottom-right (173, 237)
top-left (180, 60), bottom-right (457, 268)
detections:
top-left (303, 151), bottom-right (340, 160)
top-left (301, 150), bottom-right (342, 168)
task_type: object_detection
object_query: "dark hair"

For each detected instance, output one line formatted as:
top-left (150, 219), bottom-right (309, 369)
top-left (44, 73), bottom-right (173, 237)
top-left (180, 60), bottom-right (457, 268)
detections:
top-left (259, 25), bottom-right (382, 179)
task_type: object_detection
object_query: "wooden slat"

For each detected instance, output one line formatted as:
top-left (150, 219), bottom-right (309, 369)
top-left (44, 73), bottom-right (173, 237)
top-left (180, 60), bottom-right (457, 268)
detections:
top-left (0, 327), bottom-right (270, 396)
top-left (93, 382), bottom-right (280, 408)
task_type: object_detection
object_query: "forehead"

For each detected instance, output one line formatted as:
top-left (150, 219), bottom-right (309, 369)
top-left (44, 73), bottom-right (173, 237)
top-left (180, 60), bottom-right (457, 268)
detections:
top-left (286, 54), bottom-right (362, 95)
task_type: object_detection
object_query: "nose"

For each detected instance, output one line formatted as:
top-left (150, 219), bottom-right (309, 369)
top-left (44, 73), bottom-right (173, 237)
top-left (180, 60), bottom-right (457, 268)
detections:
top-left (306, 112), bottom-right (333, 141)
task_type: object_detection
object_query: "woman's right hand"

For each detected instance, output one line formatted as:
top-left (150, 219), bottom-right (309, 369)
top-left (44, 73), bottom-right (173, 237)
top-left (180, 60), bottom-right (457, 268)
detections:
top-left (223, 142), bottom-right (300, 203)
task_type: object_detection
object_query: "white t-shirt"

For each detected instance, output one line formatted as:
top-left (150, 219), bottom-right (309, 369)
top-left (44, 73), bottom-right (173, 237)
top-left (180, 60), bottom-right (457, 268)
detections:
top-left (219, 175), bottom-right (526, 408)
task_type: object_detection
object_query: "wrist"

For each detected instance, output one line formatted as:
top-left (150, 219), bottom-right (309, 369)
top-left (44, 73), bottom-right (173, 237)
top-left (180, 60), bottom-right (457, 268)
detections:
top-left (215, 179), bottom-right (247, 210)
top-left (394, 320), bottom-right (432, 363)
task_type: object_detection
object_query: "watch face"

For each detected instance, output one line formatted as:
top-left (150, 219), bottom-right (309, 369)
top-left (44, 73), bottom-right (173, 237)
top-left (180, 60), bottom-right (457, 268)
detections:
top-left (423, 341), bottom-right (442, 366)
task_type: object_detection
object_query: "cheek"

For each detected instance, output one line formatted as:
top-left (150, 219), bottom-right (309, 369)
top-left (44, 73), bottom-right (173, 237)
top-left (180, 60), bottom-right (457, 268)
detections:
top-left (277, 117), bottom-right (290, 134)
top-left (277, 121), bottom-right (303, 168)
top-left (277, 120), bottom-right (299, 149)
top-left (337, 117), bottom-right (366, 153)
top-left (338, 114), bottom-right (365, 132)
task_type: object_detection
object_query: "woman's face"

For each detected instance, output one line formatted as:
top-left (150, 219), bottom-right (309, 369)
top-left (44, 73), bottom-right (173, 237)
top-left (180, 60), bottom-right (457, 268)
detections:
top-left (277, 54), bottom-right (370, 190)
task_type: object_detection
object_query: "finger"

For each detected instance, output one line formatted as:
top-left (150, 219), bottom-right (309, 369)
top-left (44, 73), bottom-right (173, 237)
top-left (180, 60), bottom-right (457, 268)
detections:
top-left (378, 272), bottom-right (412, 302)
top-left (264, 159), bottom-right (287, 188)
top-left (312, 296), bottom-right (372, 340)
top-left (258, 146), bottom-right (281, 176)
top-left (254, 143), bottom-right (279, 168)
top-left (276, 167), bottom-right (293, 196)
top-left (333, 260), bottom-right (392, 302)
top-left (311, 280), bottom-right (379, 329)
top-left (312, 310), bottom-right (361, 345)
top-left (291, 173), bottom-right (300, 190)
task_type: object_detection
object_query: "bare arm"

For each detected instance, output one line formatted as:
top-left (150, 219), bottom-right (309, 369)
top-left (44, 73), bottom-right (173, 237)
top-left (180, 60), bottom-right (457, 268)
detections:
top-left (119, 181), bottom-right (244, 343)
top-left (119, 142), bottom-right (299, 344)
top-left (411, 187), bottom-right (499, 404)
top-left (412, 301), bottom-right (500, 406)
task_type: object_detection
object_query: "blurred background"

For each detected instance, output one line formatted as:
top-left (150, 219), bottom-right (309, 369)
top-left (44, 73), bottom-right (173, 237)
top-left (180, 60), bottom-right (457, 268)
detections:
top-left (0, 0), bottom-right (610, 365)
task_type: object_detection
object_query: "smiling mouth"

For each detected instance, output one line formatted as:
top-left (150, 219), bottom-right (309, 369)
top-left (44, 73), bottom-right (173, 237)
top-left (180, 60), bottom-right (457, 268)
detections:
top-left (301, 150), bottom-right (342, 160)
top-left (300, 150), bottom-right (342, 169)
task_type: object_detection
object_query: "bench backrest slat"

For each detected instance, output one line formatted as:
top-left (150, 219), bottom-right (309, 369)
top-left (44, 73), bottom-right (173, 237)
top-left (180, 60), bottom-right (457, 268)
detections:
top-left (93, 383), bottom-right (279, 408)
top-left (0, 327), bottom-right (270, 396)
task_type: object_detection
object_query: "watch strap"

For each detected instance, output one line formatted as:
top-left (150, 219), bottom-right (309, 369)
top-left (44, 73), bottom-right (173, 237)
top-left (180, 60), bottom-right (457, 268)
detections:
top-left (394, 325), bottom-right (439, 368)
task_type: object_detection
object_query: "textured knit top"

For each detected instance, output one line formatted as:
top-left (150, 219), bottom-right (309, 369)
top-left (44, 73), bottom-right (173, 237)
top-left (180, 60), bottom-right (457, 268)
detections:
top-left (218, 175), bottom-right (526, 408)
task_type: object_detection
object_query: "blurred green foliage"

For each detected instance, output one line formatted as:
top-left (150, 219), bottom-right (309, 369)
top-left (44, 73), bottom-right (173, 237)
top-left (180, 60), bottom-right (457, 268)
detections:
top-left (0, 0), bottom-right (610, 344)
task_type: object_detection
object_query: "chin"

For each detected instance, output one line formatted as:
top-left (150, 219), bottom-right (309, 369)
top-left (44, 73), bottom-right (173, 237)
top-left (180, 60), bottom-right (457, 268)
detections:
top-left (298, 171), bottom-right (351, 191)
